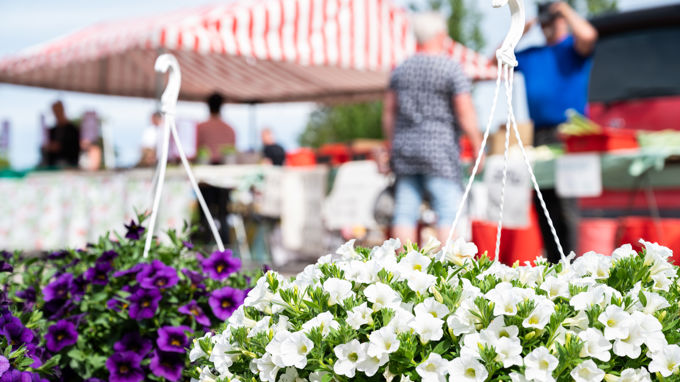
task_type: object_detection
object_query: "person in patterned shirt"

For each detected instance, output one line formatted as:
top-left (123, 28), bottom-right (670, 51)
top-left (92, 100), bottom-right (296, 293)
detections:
top-left (382, 11), bottom-right (482, 245)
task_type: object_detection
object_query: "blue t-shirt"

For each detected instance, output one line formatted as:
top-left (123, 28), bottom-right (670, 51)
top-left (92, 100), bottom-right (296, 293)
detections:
top-left (516, 35), bottom-right (593, 128)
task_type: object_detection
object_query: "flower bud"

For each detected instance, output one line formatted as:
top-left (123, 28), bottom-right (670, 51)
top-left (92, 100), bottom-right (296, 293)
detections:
top-left (604, 374), bottom-right (620, 382)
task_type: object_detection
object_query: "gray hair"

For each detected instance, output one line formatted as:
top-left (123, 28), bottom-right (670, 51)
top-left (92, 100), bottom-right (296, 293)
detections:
top-left (412, 12), bottom-right (447, 45)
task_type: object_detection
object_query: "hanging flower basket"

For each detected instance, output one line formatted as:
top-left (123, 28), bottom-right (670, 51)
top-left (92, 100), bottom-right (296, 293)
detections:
top-left (190, 238), bottom-right (679, 381)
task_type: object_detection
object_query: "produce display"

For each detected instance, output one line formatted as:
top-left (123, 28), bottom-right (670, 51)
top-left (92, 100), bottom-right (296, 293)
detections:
top-left (191, 238), bottom-right (679, 382)
top-left (558, 110), bottom-right (602, 136)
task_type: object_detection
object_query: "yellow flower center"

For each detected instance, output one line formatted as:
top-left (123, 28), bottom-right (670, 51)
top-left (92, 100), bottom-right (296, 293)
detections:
top-left (119, 365), bottom-right (129, 373)
top-left (465, 368), bottom-right (477, 378)
top-left (217, 264), bottom-right (225, 273)
top-left (171, 339), bottom-right (181, 346)
top-left (222, 300), bottom-right (231, 308)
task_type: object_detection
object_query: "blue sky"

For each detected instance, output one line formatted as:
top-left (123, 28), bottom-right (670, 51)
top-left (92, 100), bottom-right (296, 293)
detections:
top-left (1, 0), bottom-right (678, 169)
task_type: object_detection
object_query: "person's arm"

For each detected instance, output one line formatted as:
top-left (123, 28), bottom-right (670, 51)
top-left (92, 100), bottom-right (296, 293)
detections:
top-left (453, 93), bottom-right (483, 168)
top-left (552, 1), bottom-right (598, 56)
top-left (382, 90), bottom-right (396, 145)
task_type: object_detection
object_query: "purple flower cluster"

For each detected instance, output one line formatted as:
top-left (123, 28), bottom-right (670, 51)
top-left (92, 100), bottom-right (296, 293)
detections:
top-left (201, 249), bottom-right (241, 280)
top-left (0, 309), bottom-right (48, 380)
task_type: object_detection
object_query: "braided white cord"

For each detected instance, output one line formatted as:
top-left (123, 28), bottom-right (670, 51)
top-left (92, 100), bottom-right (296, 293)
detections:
top-left (169, 118), bottom-right (225, 252)
top-left (447, 64), bottom-right (504, 244)
top-left (494, 64), bottom-right (513, 261)
top-left (143, 113), bottom-right (171, 258)
top-left (143, 115), bottom-right (226, 258)
top-left (505, 67), bottom-right (566, 259)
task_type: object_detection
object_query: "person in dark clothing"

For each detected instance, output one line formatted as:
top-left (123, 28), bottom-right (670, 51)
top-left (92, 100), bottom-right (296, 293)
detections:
top-left (44, 101), bottom-right (80, 167)
top-left (261, 128), bottom-right (285, 166)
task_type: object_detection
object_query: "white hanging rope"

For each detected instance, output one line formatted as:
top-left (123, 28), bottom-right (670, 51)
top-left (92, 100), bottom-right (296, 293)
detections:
top-left (143, 112), bottom-right (171, 258)
top-left (168, 118), bottom-right (225, 252)
top-left (504, 66), bottom-right (566, 260)
top-left (447, 64), bottom-right (503, 245)
top-left (143, 54), bottom-right (225, 258)
top-left (494, 64), bottom-right (513, 261)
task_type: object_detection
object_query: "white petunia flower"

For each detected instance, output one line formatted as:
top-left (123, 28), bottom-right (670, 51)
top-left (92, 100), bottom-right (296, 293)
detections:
top-left (460, 332), bottom-right (487, 359)
top-left (322, 278), bottom-right (354, 306)
top-left (524, 346), bottom-right (558, 382)
top-left (364, 282), bottom-right (402, 311)
top-left (308, 371), bottom-right (328, 382)
top-left (486, 286), bottom-right (521, 316)
top-left (279, 367), bottom-right (306, 382)
top-left (302, 312), bottom-right (340, 336)
top-left (493, 337), bottom-right (523, 368)
top-left (598, 305), bottom-right (631, 341)
top-left (509, 372), bottom-right (530, 382)
top-left (540, 276), bottom-right (570, 300)
top-left (336, 239), bottom-right (360, 259)
top-left (357, 343), bottom-right (388, 377)
top-left (415, 353), bottom-right (449, 382)
top-left (563, 310), bottom-right (590, 331)
top-left (649, 344), bottom-right (680, 377)
top-left (439, 238), bottom-right (478, 266)
top-left (421, 236), bottom-right (442, 254)
top-left (189, 333), bottom-right (211, 362)
top-left (522, 302), bottom-right (554, 330)
top-left (482, 316), bottom-right (518, 344)
top-left (613, 368), bottom-right (652, 382)
top-left (399, 250), bottom-right (432, 274)
top-left (410, 312), bottom-right (444, 343)
top-left (414, 298), bottom-right (450, 319)
top-left (579, 328), bottom-right (612, 362)
top-left (388, 307), bottom-right (415, 334)
top-left (407, 272), bottom-right (438, 294)
top-left (210, 333), bottom-right (238, 377)
top-left (346, 302), bottom-right (373, 330)
top-left (641, 291), bottom-right (671, 315)
top-left (195, 366), bottom-right (219, 382)
top-left (264, 330), bottom-right (290, 367)
top-left (447, 356), bottom-right (488, 382)
top-left (279, 331), bottom-right (314, 368)
top-left (571, 360), bottom-right (605, 382)
top-left (252, 353), bottom-right (279, 382)
top-left (573, 251), bottom-right (611, 279)
top-left (611, 243), bottom-right (637, 261)
top-left (447, 299), bottom-right (480, 336)
top-left (333, 339), bottom-right (365, 378)
top-left (368, 326), bottom-right (401, 357)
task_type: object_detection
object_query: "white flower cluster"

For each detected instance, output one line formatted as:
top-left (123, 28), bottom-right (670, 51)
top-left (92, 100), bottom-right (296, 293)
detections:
top-left (190, 238), bottom-right (680, 382)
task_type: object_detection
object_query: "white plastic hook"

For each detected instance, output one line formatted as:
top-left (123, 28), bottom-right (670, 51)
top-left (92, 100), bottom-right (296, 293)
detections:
top-left (154, 54), bottom-right (181, 115)
top-left (143, 53), bottom-right (225, 258)
top-left (493, 0), bottom-right (525, 67)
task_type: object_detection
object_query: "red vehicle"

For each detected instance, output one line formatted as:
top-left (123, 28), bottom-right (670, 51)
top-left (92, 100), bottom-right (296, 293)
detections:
top-left (588, 4), bottom-right (680, 131)
top-left (577, 4), bottom-right (680, 255)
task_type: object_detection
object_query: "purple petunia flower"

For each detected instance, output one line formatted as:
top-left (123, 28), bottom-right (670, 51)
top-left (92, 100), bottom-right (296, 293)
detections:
top-left (127, 288), bottom-right (161, 320)
top-left (47, 250), bottom-right (68, 260)
top-left (2, 321), bottom-right (34, 348)
top-left (0, 370), bottom-right (42, 382)
top-left (70, 275), bottom-right (88, 301)
top-left (0, 262), bottom-right (12, 273)
top-left (208, 286), bottom-right (247, 320)
top-left (25, 343), bottom-right (44, 368)
top-left (107, 298), bottom-right (124, 312)
top-left (43, 273), bottom-right (73, 302)
top-left (156, 326), bottom-right (191, 353)
top-left (181, 268), bottom-right (205, 290)
top-left (97, 250), bottom-right (118, 264)
top-left (113, 333), bottom-right (152, 357)
top-left (182, 241), bottom-right (194, 249)
top-left (113, 263), bottom-right (145, 279)
top-left (106, 351), bottom-right (144, 382)
top-left (124, 220), bottom-right (145, 241)
top-left (0, 355), bottom-right (8, 375)
top-left (178, 300), bottom-right (211, 326)
top-left (85, 261), bottom-right (113, 286)
top-left (42, 299), bottom-right (74, 321)
top-left (149, 350), bottom-right (184, 382)
top-left (45, 320), bottom-right (77, 352)
top-left (16, 286), bottom-right (36, 309)
top-left (201, 250), bottom-right (241, 280)
top-left (136, 260), bottom-right (178, 290)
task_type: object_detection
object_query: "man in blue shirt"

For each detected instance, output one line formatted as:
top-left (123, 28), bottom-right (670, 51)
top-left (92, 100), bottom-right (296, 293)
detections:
top-left (516, 1), bottom-right (598, 262)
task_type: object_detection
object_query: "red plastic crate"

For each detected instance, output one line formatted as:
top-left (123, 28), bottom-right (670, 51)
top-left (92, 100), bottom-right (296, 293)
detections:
top-left (562, 128), bottom-right (638, 153)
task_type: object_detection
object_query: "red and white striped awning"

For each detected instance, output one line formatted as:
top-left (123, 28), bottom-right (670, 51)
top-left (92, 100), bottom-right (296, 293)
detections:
top-left (0, 0), bottom-right (497, 103)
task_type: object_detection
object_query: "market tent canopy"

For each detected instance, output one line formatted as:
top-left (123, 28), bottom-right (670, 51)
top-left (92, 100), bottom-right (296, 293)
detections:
top-left (0, 0), bottom-right (496, 103)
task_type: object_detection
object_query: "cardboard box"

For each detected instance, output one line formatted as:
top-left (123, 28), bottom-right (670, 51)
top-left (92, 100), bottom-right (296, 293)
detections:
top-left (489, 122), bottom-right (534, 155)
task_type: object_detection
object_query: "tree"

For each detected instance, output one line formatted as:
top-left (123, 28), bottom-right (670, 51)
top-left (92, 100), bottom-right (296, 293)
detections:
top-left (564, 0), bottom-right (618, 15)
top-left (298, 102), bottom-right (383, 148)
top-left (299, 0), bottom-right (485, 148)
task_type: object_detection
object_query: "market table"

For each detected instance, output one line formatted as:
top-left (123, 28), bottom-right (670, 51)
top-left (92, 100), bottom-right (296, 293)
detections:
top-left (0, 165), bottom-right (328, 255)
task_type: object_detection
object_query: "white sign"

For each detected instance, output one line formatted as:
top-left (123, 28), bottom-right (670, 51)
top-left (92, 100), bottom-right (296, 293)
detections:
top-left (555, 154), bottom-right (602, 197)
top-left (483, 154), bottom-right (532, 228)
